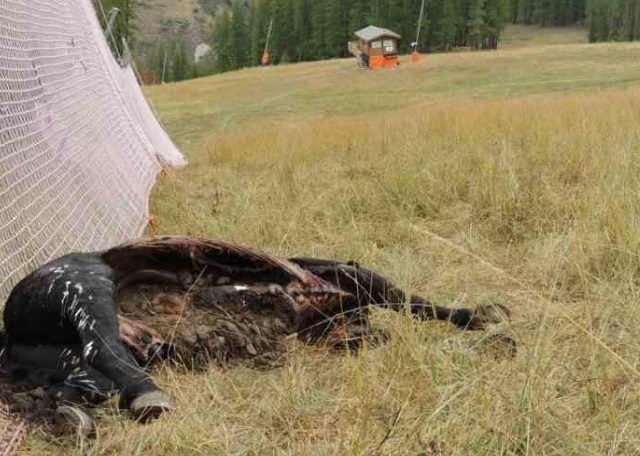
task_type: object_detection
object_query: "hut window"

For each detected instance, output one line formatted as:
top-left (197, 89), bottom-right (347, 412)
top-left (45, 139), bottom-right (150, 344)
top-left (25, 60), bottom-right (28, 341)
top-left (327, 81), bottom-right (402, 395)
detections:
top-left (383, 40), bottom-right (396, 52)
top-left (371, 41), bottom-right (382, 49)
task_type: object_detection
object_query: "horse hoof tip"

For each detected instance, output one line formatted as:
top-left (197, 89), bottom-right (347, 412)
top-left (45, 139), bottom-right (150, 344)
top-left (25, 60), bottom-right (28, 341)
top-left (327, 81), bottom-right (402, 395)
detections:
top-left (54, 405), bottom-right (96, 438)
top-left (130, 391), bottom-right (175, 423)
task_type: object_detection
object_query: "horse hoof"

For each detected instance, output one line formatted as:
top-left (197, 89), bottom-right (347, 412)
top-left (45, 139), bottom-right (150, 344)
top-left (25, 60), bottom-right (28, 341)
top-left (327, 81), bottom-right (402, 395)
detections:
top-left (54, 405), bottom-right (95, 437)
top-left (130, 390), bottom-right (174, 423)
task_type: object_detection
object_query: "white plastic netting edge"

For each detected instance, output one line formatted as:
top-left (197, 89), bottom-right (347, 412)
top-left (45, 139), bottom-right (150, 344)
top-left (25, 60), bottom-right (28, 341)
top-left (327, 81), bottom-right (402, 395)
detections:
top-left (0, 0), bottom-right (186, 305)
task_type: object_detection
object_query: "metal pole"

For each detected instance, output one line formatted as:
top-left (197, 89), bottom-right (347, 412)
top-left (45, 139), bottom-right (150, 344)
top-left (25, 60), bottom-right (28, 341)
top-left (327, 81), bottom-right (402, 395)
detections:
top-left (264, 19), bottom-right (274, 55)
top-left (104, 7), bottom-right (120, 39)
top-left (161, 50), bottom-right (168, 84)
top-left (121, 37), bottom-right (131, 66)
top-left (415, 0), bottom-right (427, 48)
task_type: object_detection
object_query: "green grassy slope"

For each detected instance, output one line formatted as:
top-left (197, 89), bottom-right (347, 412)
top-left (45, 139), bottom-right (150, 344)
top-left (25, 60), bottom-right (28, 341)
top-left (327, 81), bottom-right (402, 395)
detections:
top-left (144, 26), bottom-right (634, 149)
top-left (23, 26), bottom-right (640, 455)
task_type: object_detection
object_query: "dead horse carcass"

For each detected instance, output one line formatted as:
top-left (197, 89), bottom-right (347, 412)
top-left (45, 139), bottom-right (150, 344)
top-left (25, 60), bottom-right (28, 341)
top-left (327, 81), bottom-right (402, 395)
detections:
top-left (0, 236), bottom-right (509, 429)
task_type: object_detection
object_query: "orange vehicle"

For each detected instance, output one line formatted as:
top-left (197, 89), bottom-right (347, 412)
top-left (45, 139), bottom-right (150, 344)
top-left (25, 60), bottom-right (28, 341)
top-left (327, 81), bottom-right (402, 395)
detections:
top-left (349, 26), bottom-right (401, 69)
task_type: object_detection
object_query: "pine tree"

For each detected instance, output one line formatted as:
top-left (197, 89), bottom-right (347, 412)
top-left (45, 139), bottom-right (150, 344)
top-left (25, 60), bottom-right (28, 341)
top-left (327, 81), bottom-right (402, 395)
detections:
top-left (231, 1), bottom-right (250, 68)
top-left (587, 0), bottom-right (640, 43)
top-left (467, 0), bottom-right (485, 49)
top-left (483, 0), bottom-right (507, 49)
top-left (171, 41), bottom-right (188, 81)
top-left (435, 0), bottom-right (457, 50)
top-left (309, 1), bottom-right (328, 58)
top-left (634, 0), bottom-right (640, 40)
top-left (510, 0), bottom-right (585, 26)
top-left (324, 0), bottom-right (347, 57)
top-left (510, 0), bottom-right (519, 22)
top-left (249, 0), bottom-right (270, 66)
top-left (145, 43), bottom-right (162, 81)
top-left (213, 11), bottom-right (235, 72)
top-left (271, 0), bottom-right (295, 62)
top-left (293, 0), bottom-right (312, 61)
top-left (348, 0), bottom-right (370, 33)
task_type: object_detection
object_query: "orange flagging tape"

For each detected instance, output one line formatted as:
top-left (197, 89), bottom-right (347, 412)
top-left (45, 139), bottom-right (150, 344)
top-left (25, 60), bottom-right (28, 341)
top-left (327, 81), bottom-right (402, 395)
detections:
top-left (147, 216), bottom-right (159, 235)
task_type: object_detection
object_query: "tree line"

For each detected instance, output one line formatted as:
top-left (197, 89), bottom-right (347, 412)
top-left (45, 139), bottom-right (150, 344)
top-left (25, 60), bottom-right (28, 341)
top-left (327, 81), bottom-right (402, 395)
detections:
top-left (144, 41), bottom-right (195, 83)
top-left (99, 0), bottom-right (640, 81)
top-left (509, 0), bottom-right (586, 26)
top-left (210, 0), bottom-right (604, 73)
top-left (587, 0), bottom-right (640, 42)
top-left (213, 0), bottom-right (512, 72)
top-left (95, 0), bottom-right (196, 82)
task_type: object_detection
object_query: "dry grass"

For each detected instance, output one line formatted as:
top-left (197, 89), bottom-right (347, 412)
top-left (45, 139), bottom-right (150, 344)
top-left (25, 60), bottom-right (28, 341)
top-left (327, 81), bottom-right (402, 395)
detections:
top-left (20, 29), bottom-right (640, 455)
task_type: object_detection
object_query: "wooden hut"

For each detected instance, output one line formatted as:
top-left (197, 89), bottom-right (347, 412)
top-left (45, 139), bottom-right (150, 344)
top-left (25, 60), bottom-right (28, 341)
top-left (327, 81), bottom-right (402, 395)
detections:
top-left (349, 26), bottom-right (401, 69)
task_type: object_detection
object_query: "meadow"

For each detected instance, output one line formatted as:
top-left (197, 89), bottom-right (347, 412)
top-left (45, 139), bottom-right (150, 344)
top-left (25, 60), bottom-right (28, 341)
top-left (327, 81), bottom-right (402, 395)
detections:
top-left (22, 26), bottom-right (640, 455)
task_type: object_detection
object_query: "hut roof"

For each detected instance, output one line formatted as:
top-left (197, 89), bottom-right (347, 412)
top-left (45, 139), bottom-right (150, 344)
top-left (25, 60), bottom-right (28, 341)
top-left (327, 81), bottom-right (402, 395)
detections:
top-left (354, 26), bottom-right (401, 42)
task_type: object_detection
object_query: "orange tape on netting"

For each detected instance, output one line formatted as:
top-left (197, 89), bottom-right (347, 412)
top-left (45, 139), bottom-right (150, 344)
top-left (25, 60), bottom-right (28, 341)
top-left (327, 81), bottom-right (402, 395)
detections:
top-left (147, 216), bottom-right (160, 235)
top-left (159, 164), bottom-right (176, 180)
top-left (0, 401), bottom-right (27, 456)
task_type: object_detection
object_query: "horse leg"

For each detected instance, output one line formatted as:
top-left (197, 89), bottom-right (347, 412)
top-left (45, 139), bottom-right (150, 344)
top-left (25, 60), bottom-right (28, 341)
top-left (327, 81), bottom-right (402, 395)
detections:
top-left (7, 342), bottom-right (116, 404)
top-left (4, 255), bottom-right (172, 419)
top-left (289, 257), bottom-right (509, 330)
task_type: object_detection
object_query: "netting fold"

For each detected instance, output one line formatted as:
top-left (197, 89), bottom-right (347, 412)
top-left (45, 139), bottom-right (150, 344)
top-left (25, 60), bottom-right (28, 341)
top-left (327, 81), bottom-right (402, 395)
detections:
top-left (0, 0), bottom-right (186, 304)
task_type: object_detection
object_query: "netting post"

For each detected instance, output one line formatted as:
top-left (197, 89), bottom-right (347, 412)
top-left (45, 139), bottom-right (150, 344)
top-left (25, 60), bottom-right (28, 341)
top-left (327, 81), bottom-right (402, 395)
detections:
top-left (104, 7), bottom-right (120, 39)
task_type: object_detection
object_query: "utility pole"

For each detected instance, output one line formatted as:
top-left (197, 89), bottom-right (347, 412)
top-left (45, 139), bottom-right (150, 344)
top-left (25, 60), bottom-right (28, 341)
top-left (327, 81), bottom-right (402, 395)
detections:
top-left (161, 50), bottom-right (168, 84)
top-left (415, 0), bottom-right (427, 50)
top-left (261, 19), bottom-right (274, 67)
top-left (264, 19), bottom-right (274, 55)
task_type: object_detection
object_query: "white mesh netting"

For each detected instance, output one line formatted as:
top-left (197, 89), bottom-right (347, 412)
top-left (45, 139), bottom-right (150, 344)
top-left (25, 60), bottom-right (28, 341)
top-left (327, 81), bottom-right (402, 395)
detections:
top-left (0, 0), bottom-right (186, 305)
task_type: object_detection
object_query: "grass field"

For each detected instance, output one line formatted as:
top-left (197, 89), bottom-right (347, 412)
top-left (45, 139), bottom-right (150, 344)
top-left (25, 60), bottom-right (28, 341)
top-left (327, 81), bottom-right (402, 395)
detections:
top-left (21, 26), bottom-right (640, 455)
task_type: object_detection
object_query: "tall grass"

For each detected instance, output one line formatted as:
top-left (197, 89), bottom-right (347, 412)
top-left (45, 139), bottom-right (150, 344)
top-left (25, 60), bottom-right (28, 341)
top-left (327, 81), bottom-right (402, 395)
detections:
top-left (22, 37), bottom-right (640, 455)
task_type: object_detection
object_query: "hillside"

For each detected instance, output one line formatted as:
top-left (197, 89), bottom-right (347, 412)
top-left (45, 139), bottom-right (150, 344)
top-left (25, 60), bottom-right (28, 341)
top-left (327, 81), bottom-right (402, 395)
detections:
top-left (132, 0), bottom-right (228, 62)
top-left (23, 26), bottom-right (640, 455)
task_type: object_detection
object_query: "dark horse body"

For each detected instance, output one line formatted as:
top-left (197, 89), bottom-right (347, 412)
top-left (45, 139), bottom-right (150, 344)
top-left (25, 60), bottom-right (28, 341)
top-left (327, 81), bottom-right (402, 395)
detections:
top-left (1, 236), bottom-right (507, 422)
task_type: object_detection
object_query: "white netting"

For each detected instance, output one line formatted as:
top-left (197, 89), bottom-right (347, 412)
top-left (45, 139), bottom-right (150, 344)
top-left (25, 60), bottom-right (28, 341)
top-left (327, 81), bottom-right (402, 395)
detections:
top-left (0, 0), bottom-right (186, 304)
